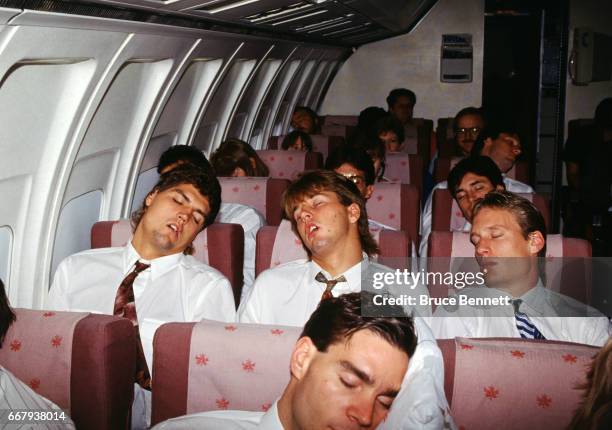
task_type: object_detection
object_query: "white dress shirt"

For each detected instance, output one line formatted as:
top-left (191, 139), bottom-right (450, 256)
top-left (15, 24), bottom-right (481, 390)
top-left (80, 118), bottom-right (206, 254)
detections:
top-left (217, 203), bottom-right (266, 301)
top-left (0, 366), bottom-right (76, 429)
top-left (239, 258), bottom-right (451, 429)
top-left (47, 242), bottom-right (236, 430)
top-left (151, 401), bottom-right (282, 430)
top-left (419, 177), bottom-right (534, 258)
top-left (431, 282), bottom-right (611, 346)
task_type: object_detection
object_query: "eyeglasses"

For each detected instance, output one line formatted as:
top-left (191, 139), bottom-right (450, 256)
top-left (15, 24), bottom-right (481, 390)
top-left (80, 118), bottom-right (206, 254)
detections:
top-left (342, 174), bottom-right (365, 186)
top-left (455, 127), bottom-right (481, 137)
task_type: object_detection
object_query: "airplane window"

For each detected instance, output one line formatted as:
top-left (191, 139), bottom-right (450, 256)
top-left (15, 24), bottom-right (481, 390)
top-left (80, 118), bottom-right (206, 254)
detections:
top-left (298, 60), bottom-right (327, 107)
top-left (0, 226), bottom-right (13, 289)
top-left (273, 59), bottom-right (316, 134)
top-left (50, 190), bottom-right (103, 280)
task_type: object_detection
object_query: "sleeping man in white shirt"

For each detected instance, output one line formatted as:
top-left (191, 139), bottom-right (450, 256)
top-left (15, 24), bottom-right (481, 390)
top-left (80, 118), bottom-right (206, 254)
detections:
top-left (47, 166), bottom-right (236, 428)
top-left (431, 190), bottom-right (611, 346)
top-left (154, 292), bottom-right (418, 430)
top-left (157, 144), bottom-right (266, 300)
top-left (239, 170), bottom-right (452, 429)
top-left (420, 123), bottom-right (534, 258)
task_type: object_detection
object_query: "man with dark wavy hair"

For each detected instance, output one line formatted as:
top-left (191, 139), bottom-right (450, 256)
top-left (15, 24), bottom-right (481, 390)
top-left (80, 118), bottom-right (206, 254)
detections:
top-left (47, 166), bottom-right (236, 429)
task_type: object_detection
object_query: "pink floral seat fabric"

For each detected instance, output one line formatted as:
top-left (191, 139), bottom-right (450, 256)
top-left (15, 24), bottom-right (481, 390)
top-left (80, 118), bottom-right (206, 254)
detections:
top-left (267, 135), bottom-right (344, 159)
top-left (256, 150), bottom-right (322, 180)
top-left (384, 153), bottom-right (424, 191)
top-left (218, 177), bottom-right (290, 226)
top-left (91, 220), bottom-right (244, 306)
top-left (0, 309), bottom-right (136, 430)
top-left (439, 337), bottom-right (598, 430)
top-left (366, 183), bottom-right (420, 242)
top-left (151, 320), bottom-right (300, 426)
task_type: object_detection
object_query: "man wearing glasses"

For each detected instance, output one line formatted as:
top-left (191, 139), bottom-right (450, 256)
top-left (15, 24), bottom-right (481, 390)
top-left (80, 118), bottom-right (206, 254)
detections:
top-left (325, 146), bottom-right (396, 231)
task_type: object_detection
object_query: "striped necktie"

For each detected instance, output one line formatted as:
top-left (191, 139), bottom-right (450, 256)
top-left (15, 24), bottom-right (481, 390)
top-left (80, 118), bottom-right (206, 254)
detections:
top-left (315, 272), bottom-right (347, 301)
top-left (114, 261), bottom-right (152, 389)
top-left (512, 299), bottom-right (546, 340)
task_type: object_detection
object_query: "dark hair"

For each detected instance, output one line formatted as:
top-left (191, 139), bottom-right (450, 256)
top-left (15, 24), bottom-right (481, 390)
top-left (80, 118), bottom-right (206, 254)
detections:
top-left (282, 170), bottom-right (379, 257)
top-left (471, 123), bottom-right (519, 156)
top-left (325, 146), bottom-right (376, 186)
top-left (157, 145), bottom-right (212, 174)
top-left (472, 191), bottom-right (547, 256)
top-left (210, 138), bottom-right (269, 177)
top-left (569, 339), bottom-right (612, 430)
top-left (448, 156), bottom-right (505, 198)
top-left (292, 106), bottom-right (320, 134)
top-left (301, 292), bottom-right (417, 358)
top-left (0, 280), bottom-right (16, 348)
top-left (357, 106), bottom-right (388, 132)
top-left (131, 165), bottom-right (221, 240)
top-left (281, 130), bottom-right (313, 152)
top-left (386, 88), bottom-right (416, 109)
top-left (453, 107), bottom-right (486, 129)
top-left (375, 115), bottom-right (405, 143)
top-left (594, 98), bottom-right (612, 129)
top-left (348, 131), bottom-right (387, 181)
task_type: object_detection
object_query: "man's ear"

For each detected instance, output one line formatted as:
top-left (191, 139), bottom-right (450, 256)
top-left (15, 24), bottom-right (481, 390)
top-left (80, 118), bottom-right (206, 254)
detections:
top-left (364, 185), bottom-right (374, 200)
top-left (290, 337), bottom-right (316, 381)
top-left (527, 231), bottom-right (545, 255)
top-left (495, 184), bottom-right (505, 192)
top-left (347, 203), bottom-right (361, 224)
top-left (145, 189), bottom-right (159, 208)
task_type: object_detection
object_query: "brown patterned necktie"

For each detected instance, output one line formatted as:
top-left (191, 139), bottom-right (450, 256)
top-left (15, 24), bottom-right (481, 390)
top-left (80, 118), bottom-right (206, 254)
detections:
top-left (113, 261), bottom-right (151, 390)
top-left (315, 272), bottom-right (347, 301)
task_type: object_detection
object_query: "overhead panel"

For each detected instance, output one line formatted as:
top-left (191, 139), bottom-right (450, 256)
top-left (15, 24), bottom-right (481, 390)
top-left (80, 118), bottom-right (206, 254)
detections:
top-left (36, 0), bottom-right (438, 47)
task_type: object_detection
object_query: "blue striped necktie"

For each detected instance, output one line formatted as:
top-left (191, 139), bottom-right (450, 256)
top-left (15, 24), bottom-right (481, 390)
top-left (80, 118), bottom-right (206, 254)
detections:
top-left (512, 299), bottom-right (546, 340)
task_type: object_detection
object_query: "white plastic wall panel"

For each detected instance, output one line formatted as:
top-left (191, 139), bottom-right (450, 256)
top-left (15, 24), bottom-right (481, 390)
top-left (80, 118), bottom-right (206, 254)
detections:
top-left (302, 60), bottom-right (328, 107)
top-left (297, 60), bottom-right (324, 107)
top-left (131, 168), bottom-right (161, 214)
top-left (51, 190), bottom-right (103, 278)
top-left (0, 226), bottom-right (13, 290)
top-left (311, 60), bottom-right (339, 111)
top-left (228, 58), bottom-right (282, 141)
top-left (193, 58), bottom-right (257, 153)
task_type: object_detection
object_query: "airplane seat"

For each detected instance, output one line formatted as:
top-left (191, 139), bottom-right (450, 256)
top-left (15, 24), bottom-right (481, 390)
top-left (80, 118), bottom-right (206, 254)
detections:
top-left (367, 183), bottom-right (420, 243)
top-left (384, 153), bottom-right (424, 191)
top-left (266, 134), bottom-right (344, 159)
top-left (431, 189), bottom-right (551, 232)
top-left (433, 156), bottom-right (463, 183)
top-left (427, 231), bottom-right (592, 305)
top-left (436, 117), bottom-right (455, 157)
top-left (320, 124), bottom-right (355, 138)
top-left (255, 220), bottom-right (412, 276)
top-left (322, 115), bottom-right (358, 126)
top-left (256, 150), bottom-right (323, 180)
top-left (91, 220), bottom-right (244, 308)
top-left (218, 177), bottom-right (290, 226)
top-left (150, 320), bottom-right (300, 426)
top-left (151, 322), bottom-right (597, 429)
top-left (439, 337), bottom-right (598, 430)
top-left (0, 309), bottom-right (135, 430)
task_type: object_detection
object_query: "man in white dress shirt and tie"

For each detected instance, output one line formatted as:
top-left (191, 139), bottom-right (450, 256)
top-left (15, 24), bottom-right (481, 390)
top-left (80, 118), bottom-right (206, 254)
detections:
top-left (420, 123), bottom-right (534, 258)
top-left (154, 293), bottom-right (419, 430)
top-left (47, 166), bottom-right (236, 428)
top-left (239, 170), bottom-right (452, 429)
top-left (431, 191), bottom-right (611, 346)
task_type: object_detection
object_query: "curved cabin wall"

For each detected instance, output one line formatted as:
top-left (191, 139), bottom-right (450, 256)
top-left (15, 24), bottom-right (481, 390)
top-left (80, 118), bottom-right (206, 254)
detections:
top-left (0, 8), bottom-right (348, 308)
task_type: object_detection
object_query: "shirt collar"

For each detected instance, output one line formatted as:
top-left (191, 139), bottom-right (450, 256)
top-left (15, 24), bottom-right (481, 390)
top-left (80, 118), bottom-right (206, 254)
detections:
top-left (517, 279), bottom-right (547, 315)
top-left (124, 241), bottom-right (183, 281)
top-left (258, 401), bottom-right (284, 430)
top-left (310, 253), bottom-right (369, 293)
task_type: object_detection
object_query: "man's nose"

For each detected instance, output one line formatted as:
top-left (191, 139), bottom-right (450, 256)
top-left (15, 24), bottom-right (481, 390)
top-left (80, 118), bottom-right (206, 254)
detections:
top-left (475, 240), bottom-right (490, 257)
top-left (347, 396), bottom-right (375, 428)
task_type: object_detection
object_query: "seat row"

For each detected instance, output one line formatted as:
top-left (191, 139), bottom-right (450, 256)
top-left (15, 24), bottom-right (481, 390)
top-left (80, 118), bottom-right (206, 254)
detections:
top-left (0, 310), bottom-right (598, 430)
